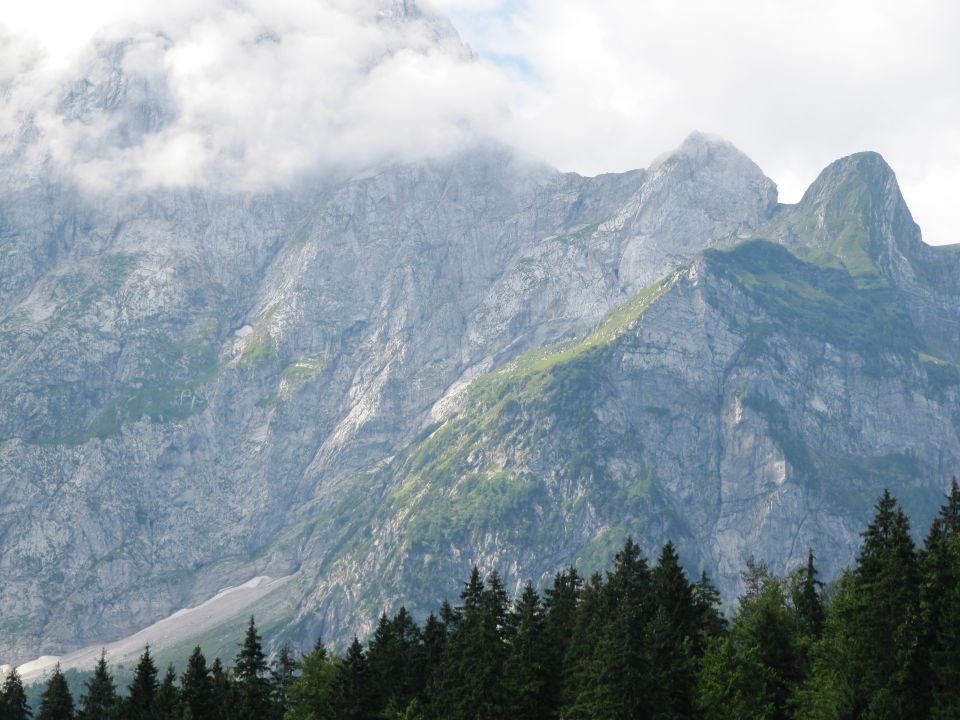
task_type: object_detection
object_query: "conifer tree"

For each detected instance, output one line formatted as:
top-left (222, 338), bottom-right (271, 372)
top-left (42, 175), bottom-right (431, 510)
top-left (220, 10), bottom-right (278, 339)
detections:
top-left (928, 534), bottom-right (960, 720)
top-left (648, 542), bottom-right (698, 717)
top-left (741, 557), bottom-right (773, 599)
top-left (503, 582), bottom-right (549, 720)
top-left (78, 652), bottom-right (118, 720)
top-left (646, 606), bottom-right (696, 719)
top-left (233, 617), bottom-right (271, 720)
top-left (922, 477), bottom-right (960, 718)
top-left (270, 644), bottom-right (297, 720)
top-left (542, 567), bottom-right (581, 717)
top-left (123, 647), bottom-right (158, 720)
top-left (651, 542), bottom-right (697, 634)
top-left (37, 665), bottom-right (74, 720)
top-left (332, 637), bottom-right (371, 720)
top-left (799, 490), bottom-right (925, 719)
top-left (435, 567), bottom-right (510, 720)
top-left (434, 569), bottom-right (482, 717)
top-left (697, 635), bottom-right (776, 720)
top-left (153, 665), bottom-right (180, 720)
top-left (937, 475), bottom-right (960, 532)
top-left (855, 489), bottom-right (924, 718)
top-left (367, 607), bottom-right (423, 715)
top-left (367, 611), bottom-right (395, 716)
top-left (393, 607), bottom-right (426, 696)
top-left (791, 549), bottom-right (825, 640)
top-left (691, 570), bottom-right (726, 647)
top-left (596, 538), bottom-right (654, 720)
top-left (737, 576), bottom-right (802, 720)
top-left (699, 570), bottom-right (801, 720)
top-left (17, 489), bottom-right (960, 720)
top-left (564, 539), bottom-right (655, 720)
top-left (2, 667), bottom-right (31, 720)
top-left (420, 612), bottom-right (448, 716)
top-left (395, 697), bottom-right (426, 720)
top-left (438, 599), bottom-right (457, 629)
top-left (180, 647), bottom-right (216, 720)
top-left (795, 569), bottom-right (862, 719)
top-left (562, 572), bottom-right (608, 719)
top-left (209, 658), bottom-right (234, 720)
top-left (286, 638), bottom-right (338, 720)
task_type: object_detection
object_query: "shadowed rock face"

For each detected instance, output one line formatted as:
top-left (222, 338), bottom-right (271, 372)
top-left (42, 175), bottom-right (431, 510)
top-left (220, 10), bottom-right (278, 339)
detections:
top-left (3, 27), bottom-right (959, 659)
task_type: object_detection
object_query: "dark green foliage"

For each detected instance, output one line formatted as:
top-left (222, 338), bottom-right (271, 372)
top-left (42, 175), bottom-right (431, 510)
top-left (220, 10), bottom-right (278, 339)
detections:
top-left (434, 567), bottom-right (510, 720)
top-left (697, 633), bottom-right (777, 720)
top-left (648, 542), bottom-right (699, 718)
top-left (691, 570), bottom-right (726, 648)
top-left (38, 666), bottom-right (74, 720)
top-left (367, 608), bottom-right (424, 715)
top-left (541, 567), bottom-right (581, 716)
top-left (561, 572), bottom-right (605, 719)
top-left (799, 490), bottom-right (926, 719)
top-left (854, 490), bottom-right (924, 717)
top-left (922, 477), bottom-right (960, 719)
top-left (180, 647), bottom-right (216, 720)
top-left (651, 542), bottom-right (697, 638)
top-left (209, 658), bottom-right (234, 720)
top-left (77, 653), bottom-right (117, 720)
top-left (735, 575), bottom-right (802, 719)
top-left (10, 486), bottom-right (960, 720)
top-left (152, 665), bottom-right (179, 720)
top-left (699, 565), bottom-right (804, 720)
top-left (270, 643), bottom-right (297, 720)
top-left (2, 667), bottom-right (31, 720)
top-left (233, 617), bottom-right (271, 720)
top-left (286, 639), bottom-right (338, 720)
top-left (565, 538), bottom-right (654, 720)
top-left (122, 647), bottom-right (158, 720)
top-left (331, 637), bottom-right (371, 720)
top-left (795, 570), bottom-right (861, 719)
top-left (420, 612), bottom-right (448, 718)
top-left (503, 582), bottom-right (549, 720)
top-left (791, 549), bottom-right (825, 640)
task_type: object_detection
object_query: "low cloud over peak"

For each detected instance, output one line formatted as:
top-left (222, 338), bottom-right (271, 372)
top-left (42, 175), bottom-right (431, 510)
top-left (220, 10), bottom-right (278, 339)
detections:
top-left (2, 0), bottom-right (957, 245)
top-left (1, 0), bottom-right (507, 191)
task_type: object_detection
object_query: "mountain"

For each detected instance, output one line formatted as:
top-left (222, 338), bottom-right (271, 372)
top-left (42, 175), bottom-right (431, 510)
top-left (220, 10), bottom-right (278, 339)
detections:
top-left (2, 14), bottom-right (959, 663)
top-left (0, 101), bottom-right (782, 660)
top-left (277, 151), bottom-right (960, 644)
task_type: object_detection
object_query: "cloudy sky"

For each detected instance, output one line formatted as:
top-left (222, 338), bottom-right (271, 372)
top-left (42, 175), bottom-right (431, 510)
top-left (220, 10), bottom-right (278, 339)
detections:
top-left (2, 0), bottom-right (957, 244)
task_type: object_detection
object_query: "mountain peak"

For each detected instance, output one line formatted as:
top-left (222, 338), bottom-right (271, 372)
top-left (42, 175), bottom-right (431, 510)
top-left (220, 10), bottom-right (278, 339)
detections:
top-left (779, 149), bottom-right (924, 278)
top-left (799, 151), bottom-right (901, 209)
top-left (679, 129), bottom-right (737, 152)
top-left (647, 132), bottom-right (777, 204)
top-left (636, 131), bottom-right (778, 230)
top-left (652, 131), bottom-right (758, 171)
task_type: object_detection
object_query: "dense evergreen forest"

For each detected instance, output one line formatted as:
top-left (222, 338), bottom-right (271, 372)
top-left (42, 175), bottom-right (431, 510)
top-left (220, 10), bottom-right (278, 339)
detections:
top-left (3, 483), bottom-right (960, 720)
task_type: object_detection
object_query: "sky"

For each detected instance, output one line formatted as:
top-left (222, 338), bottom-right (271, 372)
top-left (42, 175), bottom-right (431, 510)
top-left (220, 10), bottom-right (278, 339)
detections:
top-left (2, 0), bottom-right (958, 244)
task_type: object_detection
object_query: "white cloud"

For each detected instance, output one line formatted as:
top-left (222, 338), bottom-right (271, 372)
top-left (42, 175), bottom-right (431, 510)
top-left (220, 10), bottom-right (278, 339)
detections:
top-left (2, 0), bottom-right (958, 244)
top-left (1, 0), bottom-right (509, 190)
top-left (443, 0), bottom-right (960, 244)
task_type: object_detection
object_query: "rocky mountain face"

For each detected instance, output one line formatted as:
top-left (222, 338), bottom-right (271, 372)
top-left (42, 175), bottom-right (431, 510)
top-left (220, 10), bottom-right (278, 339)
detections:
top-left (2, 13), bottom-right (959, 662)
top-left (0, 114), bottom-right (780, 659)
top-left (283, 153), bottom-right (960, 645)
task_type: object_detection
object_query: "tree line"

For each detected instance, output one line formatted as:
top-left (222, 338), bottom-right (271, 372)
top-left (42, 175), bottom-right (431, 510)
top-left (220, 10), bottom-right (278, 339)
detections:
top-left (2, 481), bottom-right (959, 720)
